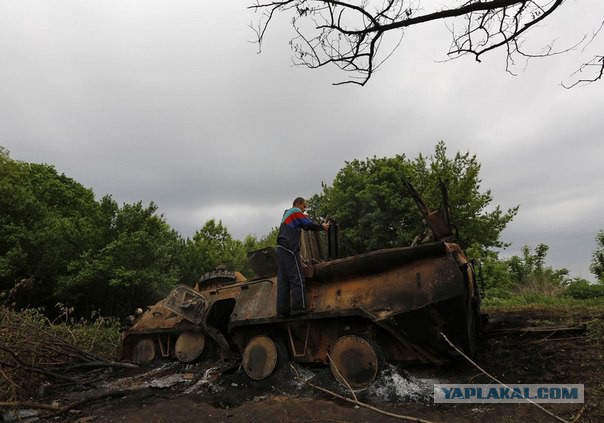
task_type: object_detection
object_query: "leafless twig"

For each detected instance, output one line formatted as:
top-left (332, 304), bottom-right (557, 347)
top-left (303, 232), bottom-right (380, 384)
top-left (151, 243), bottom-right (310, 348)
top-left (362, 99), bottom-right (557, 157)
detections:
top-left (571, 399), bottom-right (591, 423)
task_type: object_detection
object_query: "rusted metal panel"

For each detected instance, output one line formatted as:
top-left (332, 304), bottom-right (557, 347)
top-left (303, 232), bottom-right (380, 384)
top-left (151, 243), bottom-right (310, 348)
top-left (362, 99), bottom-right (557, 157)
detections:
top-left (225, 241), bottom-right (466, 328)
top-left (124, 303), bottom-right (186, 333)
top-left (227, 279), bottom-right (276, 321)
top-left (309, 242), bottom-right (448, 281)
top-left (218, 239), bottom-right (477, 367)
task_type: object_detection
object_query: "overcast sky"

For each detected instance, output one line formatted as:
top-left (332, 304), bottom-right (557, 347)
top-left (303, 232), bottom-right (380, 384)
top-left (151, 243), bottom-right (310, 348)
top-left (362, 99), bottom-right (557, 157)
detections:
top-left (1, 1), bottom-right (603, 281)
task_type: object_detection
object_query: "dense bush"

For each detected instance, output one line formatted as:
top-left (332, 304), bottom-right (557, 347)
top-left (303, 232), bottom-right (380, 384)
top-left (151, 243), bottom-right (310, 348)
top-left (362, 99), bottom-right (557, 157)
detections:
top-left (564, 279), bottom-right (604, 300)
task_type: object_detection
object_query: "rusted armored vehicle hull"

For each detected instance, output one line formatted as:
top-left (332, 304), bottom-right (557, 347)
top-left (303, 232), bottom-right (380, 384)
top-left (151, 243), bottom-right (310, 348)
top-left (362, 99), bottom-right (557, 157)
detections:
top-left (122, 239), bottom-right (480, 388)
top-left (122, 182), bottom-right (481, 387)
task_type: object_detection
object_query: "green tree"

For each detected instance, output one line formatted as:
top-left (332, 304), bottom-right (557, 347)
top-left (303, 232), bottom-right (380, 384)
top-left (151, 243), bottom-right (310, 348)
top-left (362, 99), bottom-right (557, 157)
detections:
top-left (471, 243), bottom-right (571, 302)
top-left (0, 148), bottom-right (102, 313)
top-left (56, 200), bottom-right (182, 317)
top-left (181, 220), bottom-right (281, 282)
top-left (590, 230), bottom-right (604, 283)
top-left (564, 277), bottom-right (604, 299)
top-left (2, 148), bottom-right (277, 317)
top-left (308, 141), bottom-right (518, 256)
top-left (256, 226), bottom-right (279, 250)
top-left (506, 244), bottom-right (569, 297)
top-left (182, 219), bottom-right (251, 280)
top-left (466, 244), bottom-right (514, 299)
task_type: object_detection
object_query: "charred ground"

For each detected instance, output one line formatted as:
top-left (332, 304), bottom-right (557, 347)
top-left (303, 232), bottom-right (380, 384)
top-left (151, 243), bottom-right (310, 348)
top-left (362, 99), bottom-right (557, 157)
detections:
top-left (2, 307), bottom-right (603, 423)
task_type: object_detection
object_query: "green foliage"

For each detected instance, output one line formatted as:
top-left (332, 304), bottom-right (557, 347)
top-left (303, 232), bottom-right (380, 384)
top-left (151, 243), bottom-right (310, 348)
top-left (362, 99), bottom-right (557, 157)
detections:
top-left (564, 278), bottom-right (604, 300)
top-left (308, 141), bottom-right (518, 256)
top-left (0, 150), bottom-right (103, 312)
top-left (57, 200), bottom-right (183, 316)
top-left (1, 148), bottom-right (277, 318)
top-left (194, 219), bottom-right (247, 271)
top-left (482, 295), bottom-right (604, 309)
top-left (470, 243), bottom-right (571, 305)
top-left (0, 305), bottom-right (121, 401)
top-left (3, 145), bottom-right (602, 318)
top-left (465, 239), bottom-right (604, 306)
top-left (467, 243), bottom-right (513, 294)
top-left (1, 149), bottom-right (183, 317)
top-left (591, 230), bottom-right (604, 282)
top-left (256, 226), bottom-right (279, 249)
top-left (507, 244), bottom-right (569, 297)
top-left (585, 318), bottom-right (604, 344)
top-left (49, 303), bottom-right (122, 359)
top-left (418, 142), bottom-right (518, 250)
top-left (180, 220), bottom-right (277, 281)
top-left (181, 219), bottom-right (245, 281)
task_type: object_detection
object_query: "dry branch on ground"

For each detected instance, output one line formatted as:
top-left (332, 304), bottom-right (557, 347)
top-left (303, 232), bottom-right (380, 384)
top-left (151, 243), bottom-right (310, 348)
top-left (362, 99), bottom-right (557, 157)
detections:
top-left (0, 306), bottom-right (125, 402)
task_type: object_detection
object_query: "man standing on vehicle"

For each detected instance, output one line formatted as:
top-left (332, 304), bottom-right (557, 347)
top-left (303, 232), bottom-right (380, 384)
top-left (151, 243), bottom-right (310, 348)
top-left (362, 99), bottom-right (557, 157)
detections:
top-left (276, 197), bottom-right (329, 317)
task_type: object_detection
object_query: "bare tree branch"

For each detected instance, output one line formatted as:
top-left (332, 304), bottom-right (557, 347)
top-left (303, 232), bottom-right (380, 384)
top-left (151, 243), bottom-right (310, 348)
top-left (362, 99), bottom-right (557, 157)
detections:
top-left (562, 20), bottom-right (604, 87)
top-left (562, 54), bottom-right (604, 88)
top-left (249, 0), bottom-right (603, 86)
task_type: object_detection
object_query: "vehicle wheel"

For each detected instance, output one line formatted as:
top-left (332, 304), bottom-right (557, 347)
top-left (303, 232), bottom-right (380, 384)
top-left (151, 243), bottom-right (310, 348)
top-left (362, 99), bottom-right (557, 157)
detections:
top-left (175, 331), bottom-right (206, 363)
top-left (329, 335), bottom-right (379, 389)
top-left (242, 335), bottom-right (286, 381)
top-left (132, 337), bottom-right (156, 365)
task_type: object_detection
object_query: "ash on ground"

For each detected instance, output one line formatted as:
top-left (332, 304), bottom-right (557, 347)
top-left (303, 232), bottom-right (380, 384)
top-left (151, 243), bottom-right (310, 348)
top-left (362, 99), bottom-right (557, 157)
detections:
top-left (77, 357), bottom-right (440, 411)
top-left (261, 361), bottom-right (439, 405)
top-left (366, 363), bottom-right (438, 403)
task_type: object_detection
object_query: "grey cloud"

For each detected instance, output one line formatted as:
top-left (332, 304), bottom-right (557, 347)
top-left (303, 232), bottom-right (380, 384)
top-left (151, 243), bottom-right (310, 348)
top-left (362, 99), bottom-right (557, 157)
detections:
top-left (2, 1), bottom-right (604, 280)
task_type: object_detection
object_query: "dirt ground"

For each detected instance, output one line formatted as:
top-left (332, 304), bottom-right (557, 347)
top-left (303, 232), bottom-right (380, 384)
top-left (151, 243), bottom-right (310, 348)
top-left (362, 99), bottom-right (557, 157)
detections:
top-left (8, 307), bottom-right (603, 423)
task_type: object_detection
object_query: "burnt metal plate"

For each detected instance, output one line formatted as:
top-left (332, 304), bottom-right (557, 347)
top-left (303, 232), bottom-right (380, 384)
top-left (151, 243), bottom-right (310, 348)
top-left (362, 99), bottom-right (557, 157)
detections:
top-left (164, 285), bottom-right (207, 325)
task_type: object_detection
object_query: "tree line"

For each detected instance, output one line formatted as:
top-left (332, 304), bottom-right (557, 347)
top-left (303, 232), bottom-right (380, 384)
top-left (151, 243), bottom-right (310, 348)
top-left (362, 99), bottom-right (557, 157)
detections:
top-left (0, 147), bottom-right (275, 318)
top-left (1, 143), bottom-right (603, 319)
top-left (305, 141), bottom-right (604, 302)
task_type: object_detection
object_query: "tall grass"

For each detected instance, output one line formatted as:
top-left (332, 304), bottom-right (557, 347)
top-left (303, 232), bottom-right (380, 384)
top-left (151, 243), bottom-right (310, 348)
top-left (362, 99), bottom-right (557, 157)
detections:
top-left (47, 304), bottom-right (123, 359)
top-left (481, 295), bottom-right (604, 311)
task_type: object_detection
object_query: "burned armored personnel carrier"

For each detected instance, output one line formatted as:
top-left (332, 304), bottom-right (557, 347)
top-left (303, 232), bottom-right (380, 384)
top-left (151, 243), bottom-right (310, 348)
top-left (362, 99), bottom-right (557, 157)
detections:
top-left (121, 184), bottom-right (481, 388)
